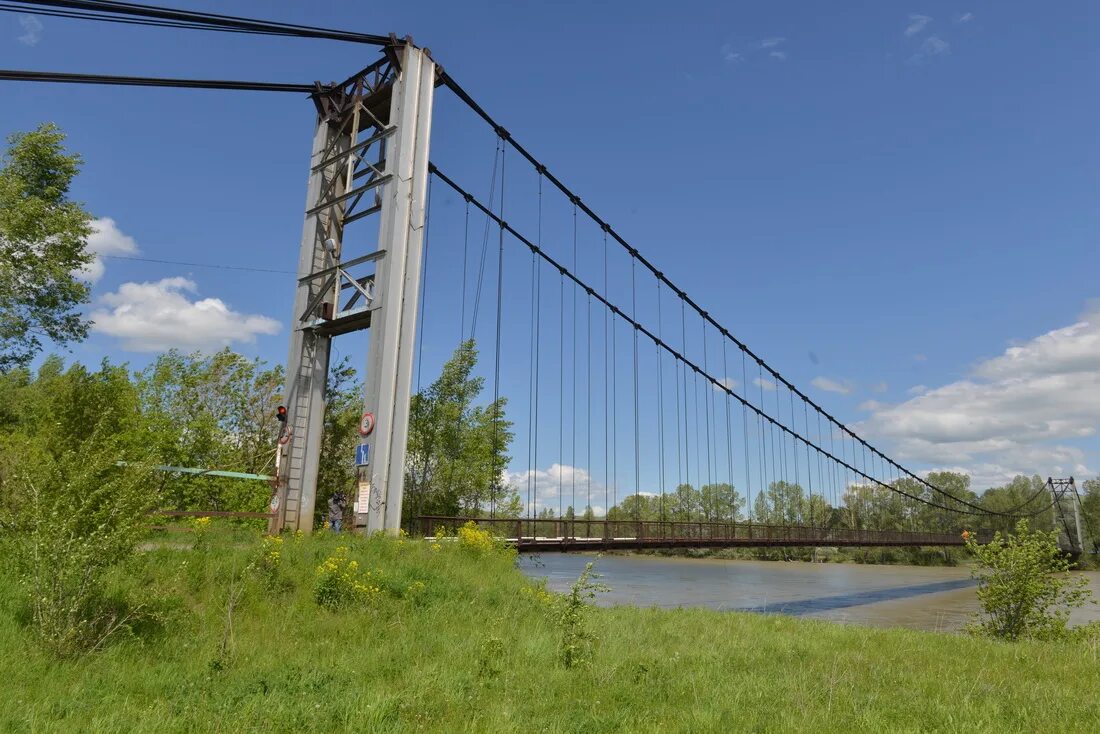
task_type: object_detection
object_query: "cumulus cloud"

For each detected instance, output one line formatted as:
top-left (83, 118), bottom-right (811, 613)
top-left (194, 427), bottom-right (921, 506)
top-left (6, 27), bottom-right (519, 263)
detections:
top-left (77, 217), bottom-right (139, 282)
top-left (871, 381), bottom-right (889, 393)
top-left (17, 14), bottom-right (42, 46)
top-left (955, 12), bottom-right (974, 23)
top-left (907, 384), bottom-right (929, 396)
top-left (811, 376), bottom-right (853, 395)
top-left (904, 14), bottom-right (932, 37)
top-left (858, 304), bottom-right (1100, 488)
top-left (505, 463), bottom-right (608, 515)
top-left (859, 400), bottom-right (888, 412)
top-left (90, 277), bottom-right (281, 351)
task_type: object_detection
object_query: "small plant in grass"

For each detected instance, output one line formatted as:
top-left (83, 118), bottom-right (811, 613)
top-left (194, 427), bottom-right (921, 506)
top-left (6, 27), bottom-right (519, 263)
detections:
top-left (477, 635), bottom-right (506, 680)
top-left (313, 546), bottom-right (381, 610)
top-left (557, 560), bottom-right (609, 669)
top-left (964, 519), bottom-right (1094, 641)
top-left (248, 535), bottom-right (285, 590)
top-left (191, 516), bottom-right (212, 550)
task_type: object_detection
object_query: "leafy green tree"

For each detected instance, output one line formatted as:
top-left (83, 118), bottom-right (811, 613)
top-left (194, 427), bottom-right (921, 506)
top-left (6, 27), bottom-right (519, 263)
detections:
top-left (700, 483), bottom-right (744, 522)
top-left (980, 475), bottom-right (1053, 534)
top-left (753, 481), bottom-right (807, 525)
top-left (1081, 478), bottom-right (1100, 554)
top-left (667, 483), bottom-right (701, 521)
top-left (0, 358), bottom-right (160, 656)
top-left (964, 519), bottom-right (1093, 641)
top-left (0, 124), bottom-right (94, 371)
top-left (136, 349), bottom-right (283, 512)
top-left (404, 340), bottom-right (517, 520)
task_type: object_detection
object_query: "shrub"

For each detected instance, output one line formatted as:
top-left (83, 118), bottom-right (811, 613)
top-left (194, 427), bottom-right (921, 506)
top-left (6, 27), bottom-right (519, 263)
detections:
top-left (456, 520), bottom-right (512, 558)
top-left (557, 560), bottom-right (608, 668)
top-left (964, 519), bottom-right (1094, 641)
top-left (313, 547), bottom-right (381, 610)
top-left (3, 433), bottom-right (159, 656)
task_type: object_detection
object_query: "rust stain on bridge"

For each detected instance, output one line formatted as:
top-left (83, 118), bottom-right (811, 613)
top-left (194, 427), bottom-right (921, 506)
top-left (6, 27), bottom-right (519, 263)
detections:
top-left (414, 516), bottom-right (969, 552)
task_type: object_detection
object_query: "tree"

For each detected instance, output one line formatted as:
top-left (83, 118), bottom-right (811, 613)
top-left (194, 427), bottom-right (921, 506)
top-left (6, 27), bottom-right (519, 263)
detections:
top-left (136, 349), bottom-right (283, 512)
top-left (0, 124), bottom-right (94, 371)
top-left (964, 519), bottom-right (1093, 641)
top-left (403, 340), bottom-right (517, 520)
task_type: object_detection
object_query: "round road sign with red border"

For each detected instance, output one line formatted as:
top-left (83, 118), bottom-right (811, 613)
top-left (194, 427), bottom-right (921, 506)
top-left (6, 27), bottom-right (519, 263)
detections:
top-left (358, 411), bottom-right (375, 437)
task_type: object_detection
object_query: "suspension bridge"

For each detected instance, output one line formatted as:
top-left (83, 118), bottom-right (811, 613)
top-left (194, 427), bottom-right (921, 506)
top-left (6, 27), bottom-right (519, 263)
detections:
top-left (2, 1), bottom-right (1086, 553)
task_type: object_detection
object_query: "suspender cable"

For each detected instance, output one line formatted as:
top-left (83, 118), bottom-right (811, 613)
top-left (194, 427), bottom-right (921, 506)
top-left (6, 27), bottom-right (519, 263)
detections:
top-left (559, 271), bottom-right (565, 520)
top-left (657, 281), bottom-right (667, 524)
top-left (632, 257), bottom-right (641, 519)
top-left (460, 200), bottom-right (470, 339)
top-left (490, 141), bottom-right (506, 518)
top-left (572, 202), bottom-right (579, 521)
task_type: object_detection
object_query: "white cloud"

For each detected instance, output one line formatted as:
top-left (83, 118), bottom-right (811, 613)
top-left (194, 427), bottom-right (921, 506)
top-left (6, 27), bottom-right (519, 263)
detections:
top-left (904, 14), bottom-right (932, 37)
top-left (90, 277), bottom-right (281, 351)
top-left (859, 400), bottom-right (888, 412)
top-left (753, 376), bottom-right (776, 391)
top-left (909, 35), bottom-right (950, 64)
top-left (77, 217), bottom-right (139, 282)
top-left (720, 44), bottom-right (743, 64)
top-left (714, 376), bottom-right (738, 392)
top-left (505, 463), bottom-right (608, 515)
top-left (907, 384), bottom-right (929, 396)
top-left (913, 353), bottom-right (928, 362)
top-left (871, 381), bottom-right (888, 393)
top-left (18, 15), bottom-right (42, 46)
top-left (955, 12), bottom-right (974, 23)
top-left (859, 303), bottom-right (1100, 489)
top-left (721, 37), bottom-right (788, 65)
top-left (811, 376), bottom-right (853, 395)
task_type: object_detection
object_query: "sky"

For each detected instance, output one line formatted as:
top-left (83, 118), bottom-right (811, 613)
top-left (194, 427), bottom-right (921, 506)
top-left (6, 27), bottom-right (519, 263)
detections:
top-left (3, 1), bottom-right (1098, 508)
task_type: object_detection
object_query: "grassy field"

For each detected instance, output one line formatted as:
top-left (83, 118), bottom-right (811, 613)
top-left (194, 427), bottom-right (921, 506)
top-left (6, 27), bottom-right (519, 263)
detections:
top-left (1, 530), bottom-right (1098, 733)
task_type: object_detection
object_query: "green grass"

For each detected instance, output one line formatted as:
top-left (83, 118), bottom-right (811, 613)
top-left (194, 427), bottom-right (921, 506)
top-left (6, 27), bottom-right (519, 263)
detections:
top-left (1, 531), bottom-right (1098, 733)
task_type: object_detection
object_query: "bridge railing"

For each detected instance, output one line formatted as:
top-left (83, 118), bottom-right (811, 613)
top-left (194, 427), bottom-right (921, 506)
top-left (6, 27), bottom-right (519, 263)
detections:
top-left (411, 516), bottom-right (966, 547)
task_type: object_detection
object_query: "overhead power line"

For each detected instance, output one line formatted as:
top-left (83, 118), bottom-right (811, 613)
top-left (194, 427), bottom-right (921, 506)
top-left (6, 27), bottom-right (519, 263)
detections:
top-left (101, 254), bottom-right (295, 275)
top-left (0, 69), bottom-right (318, 93)
top-left (6, 0), bottom-right (392, 45)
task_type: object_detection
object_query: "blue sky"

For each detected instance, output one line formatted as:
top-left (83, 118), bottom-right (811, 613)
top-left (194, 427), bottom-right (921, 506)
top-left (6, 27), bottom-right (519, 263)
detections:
top-left (3, 1), bottom-right (1098, 506)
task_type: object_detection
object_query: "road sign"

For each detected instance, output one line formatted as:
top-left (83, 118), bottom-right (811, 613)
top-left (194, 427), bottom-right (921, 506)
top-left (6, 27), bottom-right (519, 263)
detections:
top-left (358, 411), bottom-right (375, 436)
top-left (355, 443), bottom-right (370, 466)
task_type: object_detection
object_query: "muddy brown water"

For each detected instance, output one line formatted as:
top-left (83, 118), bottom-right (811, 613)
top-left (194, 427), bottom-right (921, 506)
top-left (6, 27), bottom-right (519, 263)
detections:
top-left (517, 553), bottom-right (1100, 632)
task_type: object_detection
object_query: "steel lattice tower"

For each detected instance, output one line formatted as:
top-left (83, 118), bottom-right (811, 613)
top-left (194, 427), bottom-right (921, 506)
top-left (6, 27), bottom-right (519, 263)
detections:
top-left (271, 42), bottom-right (436, 533)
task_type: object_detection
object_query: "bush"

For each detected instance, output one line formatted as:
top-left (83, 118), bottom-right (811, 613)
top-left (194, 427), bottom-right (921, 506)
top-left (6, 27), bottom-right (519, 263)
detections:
top-left (964, 519), bottom-right (1094, 641)
top-left (313, 546), bottom-right (381, 610)
top-left (557, 560), bottom-right (608, 668)
top-left (3, 433), bottom-right (159, 656)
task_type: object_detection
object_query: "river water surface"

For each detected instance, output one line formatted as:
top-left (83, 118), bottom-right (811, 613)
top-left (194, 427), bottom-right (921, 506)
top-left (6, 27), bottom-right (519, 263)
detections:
top-left (517, 553), bottom-right (1100, 632)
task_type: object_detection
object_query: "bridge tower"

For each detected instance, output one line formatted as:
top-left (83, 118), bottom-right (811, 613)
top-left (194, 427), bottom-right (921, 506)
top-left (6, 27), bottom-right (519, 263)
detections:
top-left (270, 42), bottom-right (436, 534)
top-left (1049, 477), bottom-right (1085, 555)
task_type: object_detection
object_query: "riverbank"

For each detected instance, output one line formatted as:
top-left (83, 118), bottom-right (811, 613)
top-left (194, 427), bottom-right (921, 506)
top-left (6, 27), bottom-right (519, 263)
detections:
top-left (2, 532), bottom-right (1098, 731)
top-left (610, 544), bottom-right (968, 566)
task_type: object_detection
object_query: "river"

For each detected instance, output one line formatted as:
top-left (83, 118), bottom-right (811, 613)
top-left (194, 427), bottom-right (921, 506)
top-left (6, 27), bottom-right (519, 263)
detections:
top-left (517, 553), bottom-right (1100, 632)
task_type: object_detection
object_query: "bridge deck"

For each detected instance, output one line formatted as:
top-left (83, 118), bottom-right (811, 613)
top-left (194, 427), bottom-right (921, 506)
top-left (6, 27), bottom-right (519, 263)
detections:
top-left (413, 516), bottom-right (969, 551)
